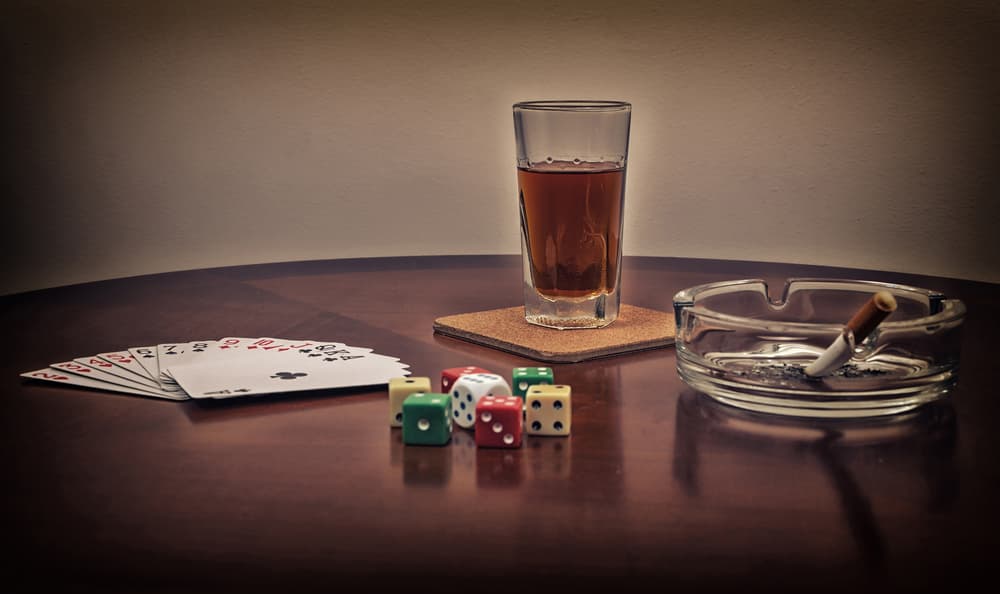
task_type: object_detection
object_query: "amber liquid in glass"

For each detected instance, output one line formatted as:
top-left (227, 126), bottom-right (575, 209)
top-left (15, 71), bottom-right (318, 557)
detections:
top-left (518, 161), bottom-right (625, 299)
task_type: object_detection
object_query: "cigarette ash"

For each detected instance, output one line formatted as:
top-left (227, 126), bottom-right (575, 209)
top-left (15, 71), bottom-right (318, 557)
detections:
top-left (733, 362), bottom-right (890, 381)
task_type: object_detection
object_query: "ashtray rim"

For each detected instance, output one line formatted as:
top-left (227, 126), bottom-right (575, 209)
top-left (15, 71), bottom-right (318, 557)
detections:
top-left (672, 277), bottom-right (966, 332)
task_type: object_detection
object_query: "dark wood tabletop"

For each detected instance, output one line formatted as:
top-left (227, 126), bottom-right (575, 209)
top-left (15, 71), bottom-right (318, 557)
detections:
top-left (2, 255), bottom-right (996, 592)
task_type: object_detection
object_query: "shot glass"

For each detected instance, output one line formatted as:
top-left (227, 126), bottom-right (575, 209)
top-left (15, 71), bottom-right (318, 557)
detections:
top-left (513, 100), bottom-right (631, 329)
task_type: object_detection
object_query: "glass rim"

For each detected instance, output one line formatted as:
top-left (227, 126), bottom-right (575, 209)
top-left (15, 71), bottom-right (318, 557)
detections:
top-left (513, 100), bottom-right (631, 112)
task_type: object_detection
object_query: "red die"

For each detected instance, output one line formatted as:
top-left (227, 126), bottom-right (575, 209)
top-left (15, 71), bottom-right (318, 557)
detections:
top-left (441, 366), bottom-right (491, 392)
top-left (474, 395), bottom-right (523, 448)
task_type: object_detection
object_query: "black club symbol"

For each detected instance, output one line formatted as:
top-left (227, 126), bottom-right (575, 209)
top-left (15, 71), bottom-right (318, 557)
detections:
top-left (271, 371), bottom-right (308, 380)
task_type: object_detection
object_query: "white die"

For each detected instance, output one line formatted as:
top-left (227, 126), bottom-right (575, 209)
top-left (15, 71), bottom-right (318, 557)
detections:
top-left (449, 373), bottom-right (511, 428)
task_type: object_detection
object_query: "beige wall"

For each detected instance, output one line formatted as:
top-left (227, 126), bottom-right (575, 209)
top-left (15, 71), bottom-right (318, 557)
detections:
top-left (5, 0), bottom-right (998, 295)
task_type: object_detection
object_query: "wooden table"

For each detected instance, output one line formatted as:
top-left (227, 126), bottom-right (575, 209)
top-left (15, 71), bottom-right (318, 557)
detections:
top-left (2, 256), bottom-right (996, 592)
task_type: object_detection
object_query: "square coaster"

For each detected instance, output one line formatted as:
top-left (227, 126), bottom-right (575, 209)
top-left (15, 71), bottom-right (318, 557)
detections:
top-left (432, 304), bottom-right (675, 363)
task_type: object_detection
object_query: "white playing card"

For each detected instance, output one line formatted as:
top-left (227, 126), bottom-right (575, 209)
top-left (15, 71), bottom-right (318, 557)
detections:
top-left (128, 346), bottom-right (161, 383)
top-left (155, 340), bottom-right (218, 381)
top-left (170, 353), bottom-right (410, 399)
top-left (158, 337), bottom-right (334, 374)
top-left (213, 337), bottom-right (307, 353)
top-left (73, 356), bottom-right (163, 390)
top-left (161, 338), bottom-right (375, 376)
top-left (284, 341), bottom-right (376, 361)
top-left (157, 342), bottom-right (211, 380)
top-left (97, 350), bottom-right (157, 382)
top-left (50, 360), bottom-right (188, 399)
top-left (25, 366), bottom-right (188, 401)
top-left (125, 345), bottom-right (185, 391)
top-left (215, 337), bottom-right (355, 354)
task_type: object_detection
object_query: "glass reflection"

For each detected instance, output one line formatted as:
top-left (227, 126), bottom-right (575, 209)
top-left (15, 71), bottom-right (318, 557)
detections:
top-left (673, 389), bottom-right (958, 571)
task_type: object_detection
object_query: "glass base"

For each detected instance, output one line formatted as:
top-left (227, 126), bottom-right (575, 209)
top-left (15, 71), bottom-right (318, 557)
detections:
top-left (523, 289), bottom-right (618, 330)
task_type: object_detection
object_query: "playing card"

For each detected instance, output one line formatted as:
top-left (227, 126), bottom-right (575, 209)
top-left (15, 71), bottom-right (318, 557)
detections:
top-left (97, 350), bottom-right (157, 382)
top-left (160, 338), bottom-right (296, 373)
top-left (51, 360), bottom-right (189, 399)
top-left (170, 353), bottom-right (410, 399)
top-left (156, 341), bottom-right (217, 380)
top-left (154, 341), bottom-right (219, 382)
top-left (160, 338), bottom-right (375, 376)
top-left (283, 341), bottom-right (376, 361)
top-left (128, 346), bottom-right (161, 383)
top-left (23, 367), bottom-right (188, 400)
top-left (73, 356), bottom-right (163, 390)
top-left (215, 337), bottom-right (359, 354)
top-left (121, 345), bottom-right (184, 391)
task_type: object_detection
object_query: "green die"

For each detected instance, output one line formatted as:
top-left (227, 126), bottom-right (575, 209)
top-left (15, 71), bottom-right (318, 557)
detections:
top-left (512, 367), bottom-right (554, 397)
top-left (402, 392), bottom-right (452, 446)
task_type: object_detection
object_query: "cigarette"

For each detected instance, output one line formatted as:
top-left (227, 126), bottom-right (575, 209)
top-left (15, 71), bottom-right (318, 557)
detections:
top-left (846, 290), bottom-right (898, 344)
top-left (804, 290), bottom-right (898, 378)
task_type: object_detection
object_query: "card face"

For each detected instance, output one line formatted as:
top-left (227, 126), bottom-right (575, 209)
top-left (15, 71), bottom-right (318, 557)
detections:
top-left (285, 342), bottom-right (375, 361)
top-left (155, 341), bottom-right (217, 381)
top-left (97, 350), bottom-right (156, 382)
top-left (157, 342), bottom-right (209, 380)
top-left (170, 353), bottom-right (410, 399)
top-left (128, 346), bottom-right (161, 383)
top-left (51, 360), bottom-right (189, 399)
top-left (161, 342), bottom-right (382, 381)
top-left (215, 337), bottom-right (343, 354)
top-left (160, 338), bottom-right (374, 376)
top-left (74, 356), bottom-right (163, 389)
top-left (21, 367), bottom-right (189, 400)
top-left (125, 345), bottom-right (186, 391)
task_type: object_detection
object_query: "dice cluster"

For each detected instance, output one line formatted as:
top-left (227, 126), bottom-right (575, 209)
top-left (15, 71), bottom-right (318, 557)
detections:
top-left (388, 366), bottom-right (571, 448)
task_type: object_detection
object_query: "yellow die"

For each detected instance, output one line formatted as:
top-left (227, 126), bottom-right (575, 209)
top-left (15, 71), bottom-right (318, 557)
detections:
top-left (388, 376), bottom-right (432, 427)
top-left (525, 385), bottom-right (571, 436)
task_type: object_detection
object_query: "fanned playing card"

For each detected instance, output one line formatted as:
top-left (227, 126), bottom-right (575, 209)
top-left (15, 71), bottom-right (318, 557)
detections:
top-left (20, 336), bottom-right (410, 401)
top-left (169, 353), bottom-right (410, 399)
top-left (20, 367), bottom-right (188, 400)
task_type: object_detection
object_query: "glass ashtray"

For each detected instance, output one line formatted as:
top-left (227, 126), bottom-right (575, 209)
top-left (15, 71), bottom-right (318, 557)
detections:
top-left (672, 279), bottom-right (966, 418)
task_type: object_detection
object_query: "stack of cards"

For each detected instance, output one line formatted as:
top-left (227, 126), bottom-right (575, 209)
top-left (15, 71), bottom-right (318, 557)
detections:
top-left (20, 337), bottom-right (411, 400)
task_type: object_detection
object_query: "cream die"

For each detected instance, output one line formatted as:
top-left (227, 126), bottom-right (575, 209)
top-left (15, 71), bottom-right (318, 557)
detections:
top-left (525, 384), bottom-right (571, 436)
top-left (388, 376), bottom-right (432, 427)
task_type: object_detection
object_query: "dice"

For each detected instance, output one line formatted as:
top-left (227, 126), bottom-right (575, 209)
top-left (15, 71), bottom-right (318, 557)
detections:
top-left (402, 392), bottom-right (452, 446)
top-left (388, 376), bottom-right (432, 427)
top-left (474, 395), bottom-right (523, 448)
top-left (525, 385), bottom-right (571, 436)
top-left (441, 366), bottom-right (492, 392)
top-left (449, 373), bottom-right (512, 429)
top-left (512, 366), bottom-right (554, 397)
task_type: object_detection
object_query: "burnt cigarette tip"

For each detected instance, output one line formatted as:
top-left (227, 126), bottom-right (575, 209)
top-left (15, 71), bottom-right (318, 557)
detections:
top-left (873, 291), bottom-right (898, 313)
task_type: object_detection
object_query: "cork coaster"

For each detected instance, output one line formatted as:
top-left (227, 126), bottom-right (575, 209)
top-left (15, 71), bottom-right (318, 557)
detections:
top-left (432, 304), bottom-right (675, 363)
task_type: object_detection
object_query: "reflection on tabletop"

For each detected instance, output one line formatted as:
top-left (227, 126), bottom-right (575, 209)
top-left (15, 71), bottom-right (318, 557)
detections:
top-left (673, 389), bottom-right (958, 571)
